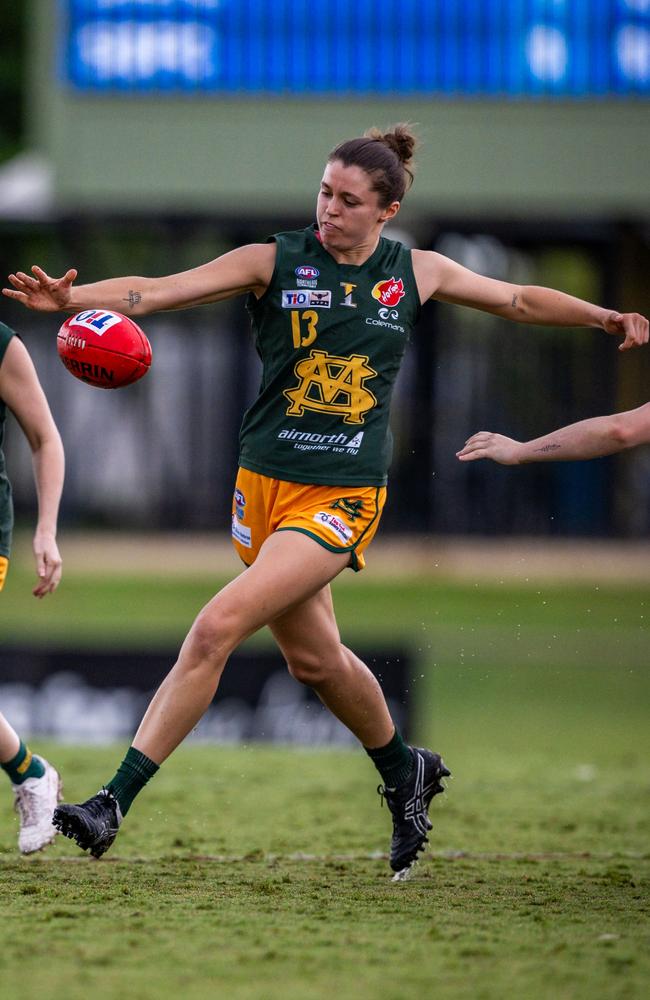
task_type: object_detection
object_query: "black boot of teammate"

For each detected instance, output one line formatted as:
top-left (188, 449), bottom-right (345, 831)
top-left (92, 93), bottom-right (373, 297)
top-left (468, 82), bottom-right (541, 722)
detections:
top-left (53, 788), bottom-right (123, 859)
top-left (378, 747), bottom-right (450, 880)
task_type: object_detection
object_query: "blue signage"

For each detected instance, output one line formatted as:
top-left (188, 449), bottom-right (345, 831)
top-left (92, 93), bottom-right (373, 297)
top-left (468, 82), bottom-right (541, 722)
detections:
top-left (64, 1), bottom-right (650, 96)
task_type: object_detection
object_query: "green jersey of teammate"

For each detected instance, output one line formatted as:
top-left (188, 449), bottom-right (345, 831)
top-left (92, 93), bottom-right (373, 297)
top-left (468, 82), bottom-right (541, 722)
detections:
top-left (0, 323), bottom-right (15, 558)
top-left (239, 225), bottom-right (420, 486)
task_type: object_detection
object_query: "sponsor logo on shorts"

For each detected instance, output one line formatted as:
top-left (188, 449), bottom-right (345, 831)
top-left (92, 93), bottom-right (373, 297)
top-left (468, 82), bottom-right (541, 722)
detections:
top-left (277, 428), bottom-right (364, 455)
top-left (231, 516), bottom-right (252, 548)
top-left (282, 290), bottom-right (331, 309)
top-left (330, 497), bottom-right (364, 521)
top-left (234, 487), bottom-right (246, 521)
top-left (314, 512), bottom-right (353, 543)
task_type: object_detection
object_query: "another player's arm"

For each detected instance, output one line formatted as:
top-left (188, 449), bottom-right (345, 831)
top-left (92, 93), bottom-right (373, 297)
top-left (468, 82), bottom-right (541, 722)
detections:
top-left (0, 338), bottom-right (64, 596)
top-left (3, 243), bottom-right (277, 317)
top-left (412, 249), bottom-right (649, 351)
top-left (457, 403), bottom-right (650, 465)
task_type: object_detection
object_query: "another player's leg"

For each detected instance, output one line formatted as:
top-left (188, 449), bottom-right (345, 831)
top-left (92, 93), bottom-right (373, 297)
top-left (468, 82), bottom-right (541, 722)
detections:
top-left (0, 712), bottom-right (61, 854)
top-left (54, 532), bottom-right (352, 857)
top-left (270, 590), bottom-right (450, 879)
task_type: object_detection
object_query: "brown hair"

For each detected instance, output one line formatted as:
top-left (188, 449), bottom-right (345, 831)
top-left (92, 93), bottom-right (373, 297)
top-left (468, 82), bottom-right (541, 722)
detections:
top-left (327, 124), bottom-right (418, 207)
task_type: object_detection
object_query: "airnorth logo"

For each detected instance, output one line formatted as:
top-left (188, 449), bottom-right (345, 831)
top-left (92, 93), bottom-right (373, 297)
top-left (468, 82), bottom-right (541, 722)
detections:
top-left (284, 350), bottom-right (377, 425)
top-left (371, 277), bottom-right (405, 308)
top-left (278, 429), bottom-right (364, 452)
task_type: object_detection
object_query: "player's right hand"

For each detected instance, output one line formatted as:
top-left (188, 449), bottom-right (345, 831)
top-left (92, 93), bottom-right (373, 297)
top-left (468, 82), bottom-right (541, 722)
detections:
top-left (457, 431), bottom-right (523, 465)
top-left (2, 266), bottom-right (78, 312)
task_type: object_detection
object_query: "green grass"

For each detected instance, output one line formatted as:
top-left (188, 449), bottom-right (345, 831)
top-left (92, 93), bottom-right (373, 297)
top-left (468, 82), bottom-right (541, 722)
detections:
top-left (0, 746), bottom-right (648, 1000)
top-left (1, 560), bottom-right (649, 998)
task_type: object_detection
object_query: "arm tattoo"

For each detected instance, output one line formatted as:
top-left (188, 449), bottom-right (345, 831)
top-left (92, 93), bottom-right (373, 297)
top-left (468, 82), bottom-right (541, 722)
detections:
top-left (535, 443), bottom-right (562, 453)
top-left (123, 289), bottom-right (142, 309)
top-left (511, 293), bottom-right (519, 309)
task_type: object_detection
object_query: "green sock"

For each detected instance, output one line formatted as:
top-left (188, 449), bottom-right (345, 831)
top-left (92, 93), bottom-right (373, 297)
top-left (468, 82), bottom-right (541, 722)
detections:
top-left (364, 729), bottom-right (414, 789)
top-left (1, 741), bottom-right (45, 785)
top-left (106, 746), bottom-right (159, 816)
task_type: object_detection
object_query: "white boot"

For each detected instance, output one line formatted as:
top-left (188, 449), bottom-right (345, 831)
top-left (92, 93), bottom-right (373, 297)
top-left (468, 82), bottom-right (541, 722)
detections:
top-left (13, 756), bottom-right (62, 854)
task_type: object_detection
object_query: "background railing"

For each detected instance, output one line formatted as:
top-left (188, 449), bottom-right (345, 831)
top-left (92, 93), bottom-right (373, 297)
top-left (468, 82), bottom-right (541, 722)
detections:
top-left (3, 213), bottom-right (649, 537)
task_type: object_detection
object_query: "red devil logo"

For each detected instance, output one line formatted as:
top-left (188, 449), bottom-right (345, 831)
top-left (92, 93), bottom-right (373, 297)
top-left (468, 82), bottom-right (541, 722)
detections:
top-left (371, 277), bottom-right (405, 307)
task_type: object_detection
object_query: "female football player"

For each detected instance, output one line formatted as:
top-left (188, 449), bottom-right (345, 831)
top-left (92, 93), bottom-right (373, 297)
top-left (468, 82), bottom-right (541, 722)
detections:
top-left (0, 321), bottom-right (64, 852)
top-left (457, 402), bottom-right (650, 464)
top-left (4, 125), bottom-right (648, 877)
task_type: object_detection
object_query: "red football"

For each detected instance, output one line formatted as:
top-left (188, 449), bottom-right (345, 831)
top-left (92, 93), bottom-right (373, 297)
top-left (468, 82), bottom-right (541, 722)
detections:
top-left (57, 310), bottom-right (152, 389)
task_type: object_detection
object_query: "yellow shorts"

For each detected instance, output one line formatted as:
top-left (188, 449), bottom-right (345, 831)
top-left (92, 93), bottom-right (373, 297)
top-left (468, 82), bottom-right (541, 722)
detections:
top-left (231, 468), bottom-right (386, 571)
top-left (0, 556), bottom-right (8, 592)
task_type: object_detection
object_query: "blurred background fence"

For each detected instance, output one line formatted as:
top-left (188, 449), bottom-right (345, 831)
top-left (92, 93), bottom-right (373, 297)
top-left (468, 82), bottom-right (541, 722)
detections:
top-left (2, 213), bottom-right (649, 538)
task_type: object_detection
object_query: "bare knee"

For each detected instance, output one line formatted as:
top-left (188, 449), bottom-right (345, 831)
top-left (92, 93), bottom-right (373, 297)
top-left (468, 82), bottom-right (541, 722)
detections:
top-left (286, 645), bottom-right (346, 688)
top-left (185, 606), bottom-right (245, 665)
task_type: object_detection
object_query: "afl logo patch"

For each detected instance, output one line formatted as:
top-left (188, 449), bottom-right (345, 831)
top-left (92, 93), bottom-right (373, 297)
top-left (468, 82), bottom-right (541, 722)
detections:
top-left (295, 265), bottom-right (320, 279)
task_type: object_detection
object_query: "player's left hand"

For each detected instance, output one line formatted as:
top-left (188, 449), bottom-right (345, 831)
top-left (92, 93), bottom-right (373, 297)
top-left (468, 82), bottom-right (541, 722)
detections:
top-left (457, 432), bottom-right (523, 465)
top-left (32, 530), bottom-right (62, 598)
top-left (602, 311), bottom-right (649, 351)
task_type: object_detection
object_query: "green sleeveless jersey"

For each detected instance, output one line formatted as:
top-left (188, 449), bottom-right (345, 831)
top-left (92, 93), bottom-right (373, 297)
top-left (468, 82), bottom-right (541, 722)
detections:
top-left (240, 225), bottom-right (420, 486)
top-left (0, 322), bottom-right (15, 558)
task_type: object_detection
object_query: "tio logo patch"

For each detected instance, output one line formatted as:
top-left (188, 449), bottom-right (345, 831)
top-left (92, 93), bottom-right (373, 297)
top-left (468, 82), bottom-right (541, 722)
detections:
top-left (69, 310), bottom-right (123, 336)
top-left (282, 290), bottom-right (331, 308)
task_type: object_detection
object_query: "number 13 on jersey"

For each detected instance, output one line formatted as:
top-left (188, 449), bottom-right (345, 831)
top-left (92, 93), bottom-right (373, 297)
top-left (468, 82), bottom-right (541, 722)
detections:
top-left (291, 310), bottom-right (319, 349)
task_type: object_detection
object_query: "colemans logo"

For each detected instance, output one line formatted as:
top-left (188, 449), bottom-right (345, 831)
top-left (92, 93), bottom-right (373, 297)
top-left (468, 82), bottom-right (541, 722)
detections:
top-left (371, 277), bottom-right (405, 308)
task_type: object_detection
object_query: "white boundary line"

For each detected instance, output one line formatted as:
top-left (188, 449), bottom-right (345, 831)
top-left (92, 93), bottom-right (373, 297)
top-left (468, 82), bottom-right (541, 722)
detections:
top-left (7, 849), bottom-right (649, 865)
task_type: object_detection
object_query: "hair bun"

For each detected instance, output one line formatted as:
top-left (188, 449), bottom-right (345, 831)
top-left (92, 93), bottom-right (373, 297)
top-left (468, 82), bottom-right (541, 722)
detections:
top-left (327, 124), bottom-right (419, 204)
top-left (365, 123), bottom-right (418, 167)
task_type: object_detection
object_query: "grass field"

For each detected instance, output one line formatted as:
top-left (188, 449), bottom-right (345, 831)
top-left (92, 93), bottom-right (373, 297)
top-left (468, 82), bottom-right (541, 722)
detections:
top-left (1, 548), bottom-right (649, 999)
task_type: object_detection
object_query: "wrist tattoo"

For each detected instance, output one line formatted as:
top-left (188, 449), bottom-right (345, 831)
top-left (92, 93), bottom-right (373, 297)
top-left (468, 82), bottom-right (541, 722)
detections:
top-left (511, 293), bottom-right (519, 308)
top-left (123, 290), bottom-right (142, 309)
top-left (535, 444), bottom-right (561, 453)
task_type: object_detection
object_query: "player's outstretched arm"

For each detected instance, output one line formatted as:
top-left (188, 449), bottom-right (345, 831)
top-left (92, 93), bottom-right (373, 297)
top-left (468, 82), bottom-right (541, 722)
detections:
top-left (412, 250), bottom-right (649, 351)
top-left (457, 403), bottom-right (650, 464)
top-left (2, 243), bottom-right (277, 317)
top-left (0, 338), bottom-right (64, 596)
